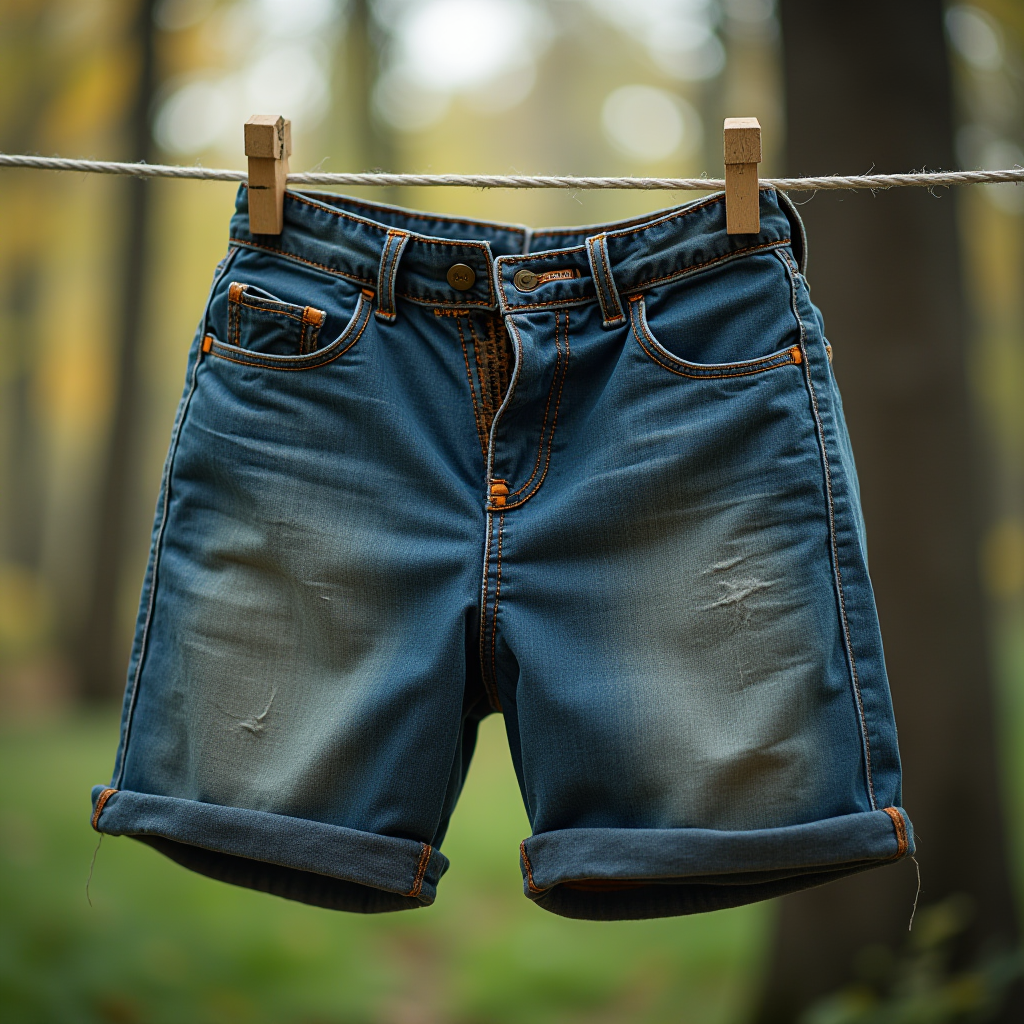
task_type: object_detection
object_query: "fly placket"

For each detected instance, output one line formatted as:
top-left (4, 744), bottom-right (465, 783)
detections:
top-left (485, 310), bottom-right (570, 514)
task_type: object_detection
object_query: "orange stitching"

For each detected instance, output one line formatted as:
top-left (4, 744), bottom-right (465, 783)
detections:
top-left (520, 841), bottom-right (545, 893)
top-left (883, 807), bottom-right (909, 858)
top-left (455, 316), bottom-right (488, 459)
top-left (229, 286), bottom-right (240, 345)
top-left (91, 787), bottom-right (117, 830)
top-left (299, 319), bottom-right (317, 355)
top-left (500, 290), bottom-right (592, 311)
top-left (387, 232), bottom-right (408, 315)
top-left (629, 299), bottom-right (798, 380)
top-left (490, 513), bottom-right (505, 695)
top-left (234, 298), bottom-right (309, 322)
top-left (499, 239), bottom-right (790, 312)
top-left (586, 236), bottom-right (610, 314)
top-left (481, 315), bottom-right (509, 450)
top-left (280, 185), bottom-right (530, 236)
top-left (596, 234), bottom-right (624, 322)
top-left (470, 314), bottom-right (511, 436)
top-left (618, 238), bottom-right (790, 291)
top-left (232, 237), bottom-right (497, 309)
top-left (212, 297), bottom-right (370, 371)
top-left (406, 291), bottom-right (489, 308)
top-left (376, 232), bottom-right (396, 313)
top-left (257, 192), bottom-right (498, 303)
top-left (502, 315), bottom-right (562, 499)
top-left (493, 314), bottom-right (513, 400)
top-left (775, 247), bottom-right (877, 806)
top-left (530, 192), bottom-right (725, 245)
top-left (502, 249), bottom-right (588, 268)
top-left (215, 291), bottom-right (367, 359)
top-left (300, 307), bottom-right (325, 355)
top-left (501, 255), bottom-right (595, 309)
top-left (634, 330), bottom-right (795, 380)
top-left (382, 233), bottom-right (399, 306)
top-left (591, 236), bottom-right (614, 313)
top-left (499, 307), bottom-right (573, 507)
top-left (634, 294), bottom-right (794, 371)
top-left (201, 335), bottom-right (213, 354)
top-left (506, 193), bottom-right (744, 257)
top-left (231, 237), bottom-right (375, 288)
top-left (406, 844), bottom-right (432, 897)
top-left (498, 311), bottom-right (569, 511)
top-left (114, 244), bottom-right (242, 785)
top-left (606, 191), bottom-right (734, 242)
top-left (497, 311), bottom-right (568, 510)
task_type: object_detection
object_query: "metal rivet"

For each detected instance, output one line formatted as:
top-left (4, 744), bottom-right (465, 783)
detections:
top-left (447, 263), bottom-right (476, 290)
top-left (513, 269), bottom-right (539, 292)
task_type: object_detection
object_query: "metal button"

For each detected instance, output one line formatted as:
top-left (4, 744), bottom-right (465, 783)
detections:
top-left (513, 269), bottom-right (539, 292)
top-left (446, 263), bottom-right (476, 290)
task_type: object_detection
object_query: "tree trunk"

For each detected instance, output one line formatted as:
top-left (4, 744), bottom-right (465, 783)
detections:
top-left (79, 0), bottom-right (158, 700)
top-left (0, 6), bottom-right (57, 584)
top-left (346, 0), bottom-right (396, 198)
top-left (756, 3), bottom-right (1021, 1020)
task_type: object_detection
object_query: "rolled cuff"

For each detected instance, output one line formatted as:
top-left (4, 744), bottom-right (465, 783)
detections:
top-left (91, 785), bottom-right (448, 913)
top-left (519, 807), bottom-right (913, 921)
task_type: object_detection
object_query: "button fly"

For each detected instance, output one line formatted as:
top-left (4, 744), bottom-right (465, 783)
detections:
top-left (513, 269), bottom-right (539, 292)
top-left (447, 263), bottom-right (476, 290)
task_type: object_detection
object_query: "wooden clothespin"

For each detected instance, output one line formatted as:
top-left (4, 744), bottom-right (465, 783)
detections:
top-left (244, 114), bottom-right (291, 235)
top-left (723, 117), bottom-right (761, 235)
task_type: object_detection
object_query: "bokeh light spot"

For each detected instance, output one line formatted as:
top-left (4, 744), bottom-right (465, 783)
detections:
top-left (601, 85), bottom-right (702, 163)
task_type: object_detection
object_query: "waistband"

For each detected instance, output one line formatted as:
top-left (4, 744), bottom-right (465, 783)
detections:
top-left (228, 186), bottom-right (808, 321)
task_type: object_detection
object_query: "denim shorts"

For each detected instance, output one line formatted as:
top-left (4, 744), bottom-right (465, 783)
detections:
top-left (91, 185), bottom-right (913, 920)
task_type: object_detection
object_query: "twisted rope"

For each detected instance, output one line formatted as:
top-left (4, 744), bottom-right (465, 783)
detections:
top-left (1, 152), bottom-right (1023, 191)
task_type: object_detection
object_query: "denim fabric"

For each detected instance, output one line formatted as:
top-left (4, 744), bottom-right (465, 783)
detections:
top-left (92, 185), bottom-right (912, 919)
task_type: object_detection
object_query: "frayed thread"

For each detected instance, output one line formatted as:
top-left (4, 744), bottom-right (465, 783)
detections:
top-left (908, 855), bottom-right (922, 931)
top-left (86, 833), bottom-right (103, 907)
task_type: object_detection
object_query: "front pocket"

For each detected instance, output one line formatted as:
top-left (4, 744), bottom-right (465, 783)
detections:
top-left (227, 282), bottom-right (326, 356)
top-left (208, 289), bottom-right (373, 371)
top-left (630, 295), bottom-right (802, 380)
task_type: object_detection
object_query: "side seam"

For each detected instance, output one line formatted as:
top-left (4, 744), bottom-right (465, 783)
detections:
top-left (775, 247), bottom-right (877, 810)
top-left (114, 246), bottom-right (240, 788)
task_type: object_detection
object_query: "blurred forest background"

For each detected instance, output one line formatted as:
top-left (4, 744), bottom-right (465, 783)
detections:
top-left (2, 1), bottom-right (1024, 1021)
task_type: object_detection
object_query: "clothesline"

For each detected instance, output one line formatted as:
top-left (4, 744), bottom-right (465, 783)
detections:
top-left (2, 153), bottom-right (1024, 191)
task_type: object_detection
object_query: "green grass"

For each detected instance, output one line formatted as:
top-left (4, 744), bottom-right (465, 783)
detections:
top-left (0, 713), bottom-right (768, 1024)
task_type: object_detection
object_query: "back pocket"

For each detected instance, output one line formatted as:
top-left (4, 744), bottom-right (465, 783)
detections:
top-left (227, 282), bottom-right (326, 356)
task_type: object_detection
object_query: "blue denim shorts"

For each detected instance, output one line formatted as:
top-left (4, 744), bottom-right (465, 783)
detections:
top-left (91, 185), bottom-right (913, 920)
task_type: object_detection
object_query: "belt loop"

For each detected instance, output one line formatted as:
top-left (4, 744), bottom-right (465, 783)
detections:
top-left (585, 233), bottom-right (625, 328)
top-left (375, 229), bottom-right (410, 322)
